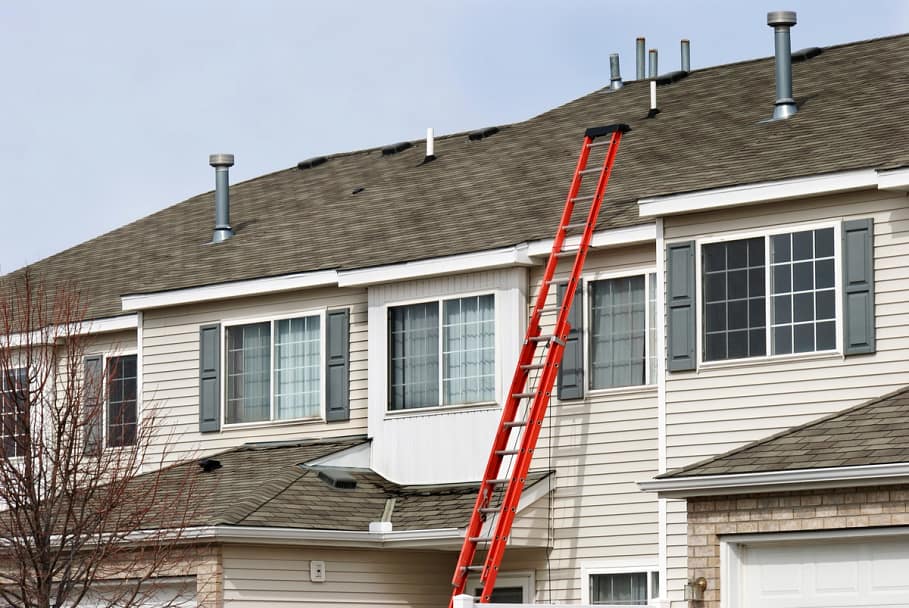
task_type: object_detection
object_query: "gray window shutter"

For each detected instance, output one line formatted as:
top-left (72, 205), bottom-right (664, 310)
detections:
top-left (557, 280), bottom-right (584, 400)
top-left (325, 309), bottom-right (350, 421)
top-left (83, 355), bottom-right (104, 452)
top-left (667, 241), bottom-right (696, 371)
top-left (199, 324), bottom-right (221, 433)
top-left (842, 218), bottom-right (875, 355)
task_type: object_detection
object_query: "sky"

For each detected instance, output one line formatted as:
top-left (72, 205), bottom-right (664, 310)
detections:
top-left (1, 1), bottom-right (907, 274)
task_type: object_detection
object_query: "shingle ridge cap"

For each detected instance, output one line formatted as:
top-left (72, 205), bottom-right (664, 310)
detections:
top-left (657, 384), bottom-right (909, 479)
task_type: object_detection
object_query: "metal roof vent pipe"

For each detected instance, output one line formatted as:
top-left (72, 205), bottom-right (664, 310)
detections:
top-left (609, 53), bottom-right (623, 90)
top-left (767, 10), bottom-right (798, 120)
top-left (635, 38), bottom-right (646, 80)
top-left (648, 48), bottom-right (658, 79)
top-left (209, 153), bottom-right (234, 243)
top-left (681, 39), bottom-right (691, 72)
top-left (422, 127), bottom-right (436, 164)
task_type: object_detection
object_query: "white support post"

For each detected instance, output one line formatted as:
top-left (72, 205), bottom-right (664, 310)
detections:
top-left (452, 594), bottom-right (475, 608)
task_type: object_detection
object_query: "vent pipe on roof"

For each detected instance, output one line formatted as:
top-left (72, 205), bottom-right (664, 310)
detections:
top-left (648, 49), bottom-right (658, 79)
top-left (767, 10), bottom-right (798, 120)
top-left (681, 39), bottom-right (691, 72)
top-left (425, 127), bottom-right (435, 161)
top-left (609, 53), bottom-right (623, 90)
top-left (635, 38), bottom-right (646, 80)
top-left (209, 154), bottom-right (234, 243)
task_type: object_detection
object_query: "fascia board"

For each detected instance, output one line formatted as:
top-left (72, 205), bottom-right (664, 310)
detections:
top-left (524, 223), bottom-right (656, 258)
top-left (5, 314), bottom-right (138, 347)
top-left (637, 169), bottom-right (878, 218)
top-left (121, 270), bottom-right (339, 311)
top-left (637, 462), bottom-right (909, 498)
top-left (877, 167), bottom-right (909, 191)
top-left (337, 245), bottom-right (535, 287)
top-left (191, 525), bottom-right (463, 549)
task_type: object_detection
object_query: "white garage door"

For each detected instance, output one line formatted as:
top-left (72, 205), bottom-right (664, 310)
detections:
top-left (742, 537), bottom-right (909, 607)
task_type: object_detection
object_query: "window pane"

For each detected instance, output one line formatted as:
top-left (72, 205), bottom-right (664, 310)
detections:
top-left (389, 302), bottom-right (440, 409)
top-left (1, 369), bottom-right (27, 458)
top-left (275, 316), bottom-right (321, 419)
top-left (647, 273), bottom-right (657, 385)
top-left (591, 572), bottom-right (648, 605)
top-left (817, 321), bottom-right (836, 351)
top-left (771, 228), bottom-right (837, 354)
top-left (226, 322), bottom-right (271, 423)
top-left (107, 355), bottom-right (138, 447)
top-left (443, 295), bottom-right (495, 405)
top-left (590, 276), bottom-right (646, 389)
top-left (702, 238), bottom-right (766, 361)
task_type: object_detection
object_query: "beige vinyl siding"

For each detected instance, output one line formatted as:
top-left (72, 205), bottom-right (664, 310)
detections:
top-left (222, 544), bottom-right (545, 607)
top-left (141, 286), bottom-right (367, 462)
top-left (662, 189), bottom-right (909, 604)
top-left (526, 244), bottom-right (660, 602)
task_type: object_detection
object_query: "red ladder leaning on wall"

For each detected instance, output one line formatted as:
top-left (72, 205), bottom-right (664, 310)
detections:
top-left (449, 123), bottom-right (630, 605)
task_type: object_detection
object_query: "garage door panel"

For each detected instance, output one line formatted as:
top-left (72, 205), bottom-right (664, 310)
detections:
top-left (742, 537), bottom-right (909, 608)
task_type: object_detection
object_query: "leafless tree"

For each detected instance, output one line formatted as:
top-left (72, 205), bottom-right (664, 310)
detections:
top-left (0, 271), bottom-right (205, 608)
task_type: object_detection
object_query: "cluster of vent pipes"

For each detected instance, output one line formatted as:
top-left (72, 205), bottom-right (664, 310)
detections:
top-left (607, 37), bottom-right (690, 115)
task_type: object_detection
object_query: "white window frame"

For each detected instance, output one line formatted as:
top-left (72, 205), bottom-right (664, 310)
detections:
top-left (384, 290), bottom-right (499, 413)
top-left (581, 558), bottom-right (661, 606)
top-left (690, 220), bottom-right (843, 369)
top-left (0, 366), bottom-right (29, 459)
top-left (84, 350), bottom-right (139, 450)
top-left (582, 267), bottom-right (659, 396)
top-left (220, 308), bottom-right (327, 428)
top-left (468, 571), bottom-right (535, 604)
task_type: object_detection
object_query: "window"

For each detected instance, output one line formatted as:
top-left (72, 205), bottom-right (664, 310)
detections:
top-left (225, 314), bottom-right (322, 424)
top-left (588, 273), bottom-right (657, 389)
top-left (106, 356), bottom-right (137, 447)
top-left (388, 294), bottom-right (495, 410)
top-left (702, 226), bottom-right (837, 362)
top-left (590, 571), bottom-right (659, 606)
top-left (473, 586), bottom-right (524, 603)
top-left (0, 369), bottom-right (27, 458)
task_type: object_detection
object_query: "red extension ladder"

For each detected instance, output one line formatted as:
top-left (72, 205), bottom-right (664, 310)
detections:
top-left (449, 123), bottom-right (630, 605)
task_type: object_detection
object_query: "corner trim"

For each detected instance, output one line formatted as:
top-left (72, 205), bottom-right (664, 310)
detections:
top-left (638, 462), bottom-right (909, 498)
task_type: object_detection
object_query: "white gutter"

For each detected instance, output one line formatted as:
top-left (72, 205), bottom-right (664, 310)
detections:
top-left (638, 461), bottom-right (909, 498)
top-left (637, 167), bottom-right (909, 218)
top-left (121, 270), bottom-right (339, 311)
top-left (189, 524), bottom-right (466, 549)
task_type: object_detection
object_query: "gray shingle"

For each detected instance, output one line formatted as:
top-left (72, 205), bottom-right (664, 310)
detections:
top-left (7, 35), bottom-right (909, 321)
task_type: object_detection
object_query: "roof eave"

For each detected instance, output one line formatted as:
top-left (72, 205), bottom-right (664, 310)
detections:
top-left (638, 461), bottom-right (909, 499)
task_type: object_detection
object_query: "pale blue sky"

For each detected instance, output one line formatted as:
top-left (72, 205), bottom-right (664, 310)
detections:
top-left (1, 1), bottom-right (907, 273)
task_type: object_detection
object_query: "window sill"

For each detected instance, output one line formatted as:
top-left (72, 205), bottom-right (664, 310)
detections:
top-left (695, 349), bottom-right (843, 373)
top-left (385, 401), bottom-right (500, 419)
top-left (221, 416), bottom-right (324, 432)
top-left (585, 384), bottom-right (658, 398)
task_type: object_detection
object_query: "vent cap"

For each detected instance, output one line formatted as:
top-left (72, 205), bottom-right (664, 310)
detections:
top-left (298, 156), bottom-right (327, 170)
top-left (198, 458), bottom-right (222, 473)
top-left (381, 142), bottom-right (413, 156)
top-left (317, 468), bottom-right (357, 490)
top-left (468, 126), bottom-right (500, 141)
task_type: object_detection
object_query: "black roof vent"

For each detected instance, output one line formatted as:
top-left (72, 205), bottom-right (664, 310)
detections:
top-left (381, 142), bottom-right (413, 156)
top-left (317, 468), bottom-right (357, 490)
top-left (297, 156), bottom-right (327, 170)
top-left (468, 126), bottom-right (500, 141)
top-left (792, 47), bottom-right (823, 63)
top-left (656, 70), bottom-right (689, 85)
top-left (198, 458), bottom-right (222, 473)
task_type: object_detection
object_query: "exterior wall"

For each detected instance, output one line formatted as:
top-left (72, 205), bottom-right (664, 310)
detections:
top-left (367, 268), bottom-right (528, 484)
top-left (141, 286), bottom-right (368, 462)
top-left (531, 244), bottom-right (661, 602)
top-left (662, 189), bottom-right (909, 604)
top-left (222, 544), bottom-right (546, 607)
top-left (686, 484), bottom-right (909, 608)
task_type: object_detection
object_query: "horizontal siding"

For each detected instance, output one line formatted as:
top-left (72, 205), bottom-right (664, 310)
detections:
top-left (141, 286), bottom-right (368, 462)
top-left (663, 189), bottom-right (909, 605)
top-left (522, 245), bottom-right (660, 603)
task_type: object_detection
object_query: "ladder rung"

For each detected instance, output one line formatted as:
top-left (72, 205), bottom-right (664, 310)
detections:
top-left (512, 392), bottom-right (535, 399)
top-left (520, 363), bottom-right (545, 371)
top-left (545, 277), bottom-right (571, 285)
top-left (479, 506), bottom-right (500, 514)
top-left (587, 140), bottom-right (614, 148)
top-left (554, 249), bottom-right (578, 258)
top-left (563, 222), bottom-right (589, 231)
top-left (538, 306), bottom-right (560, 314)
top-left (570, 194), bottom-right (596, 203)
top-left (504, 420), bottom-right (528, 428)
top-left (487, 478), bottom-right (510, 485)
top-left (496, 449), bottom-right (520, 456)
top-left (529, 335), bottom-right (551, 343)
top-left (470, 536), bottom-right (493, 543)
top-left (462, 566), bottom-right (484, 573)
top-left (579, 168), bottom-right (602, 175)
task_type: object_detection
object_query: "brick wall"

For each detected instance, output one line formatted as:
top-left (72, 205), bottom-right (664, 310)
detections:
top-left (686, 484), bottom-right (909, 608)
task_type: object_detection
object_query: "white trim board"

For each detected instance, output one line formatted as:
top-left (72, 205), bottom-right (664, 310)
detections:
top-left (638, 461), bottom-right (909, 498)
top-left (4, 314), bottom-right (138, 347)
top-left (638, 167), bottom-right (909, 218)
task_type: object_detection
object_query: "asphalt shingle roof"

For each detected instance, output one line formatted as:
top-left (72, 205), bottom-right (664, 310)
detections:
top-left (660, 386), bottom-right (909, 478)
top-left (146, 436), bottom-right (549, 531)
top-left (10, 34), bottom-right (909, 320)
